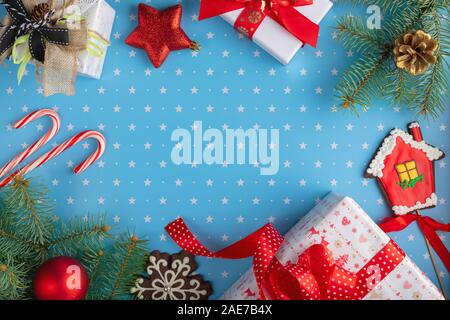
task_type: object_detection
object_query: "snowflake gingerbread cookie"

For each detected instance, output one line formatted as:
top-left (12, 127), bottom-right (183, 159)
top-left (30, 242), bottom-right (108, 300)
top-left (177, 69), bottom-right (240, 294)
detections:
top-left (130, 250), bottom-right (213, 300)
top-left (366, 122), bottom-right (445, 215)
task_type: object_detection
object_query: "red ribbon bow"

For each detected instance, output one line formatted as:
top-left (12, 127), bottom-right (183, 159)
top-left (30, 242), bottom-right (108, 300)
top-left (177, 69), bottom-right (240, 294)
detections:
top-left (265, 244), bottom-right (362, 299)
top-left (199, 0), bottom-right (320, 47)
top-left (166, 218), bottom-right (405, 300)
top-left (379, 214), bottom-right (450, 272)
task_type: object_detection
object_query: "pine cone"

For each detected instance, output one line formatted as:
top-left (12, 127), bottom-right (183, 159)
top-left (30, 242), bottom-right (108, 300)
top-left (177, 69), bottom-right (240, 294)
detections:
top-left (393, 30), bottom-right (438, 76)
top-left (30, 3), bottom-right (50, 22)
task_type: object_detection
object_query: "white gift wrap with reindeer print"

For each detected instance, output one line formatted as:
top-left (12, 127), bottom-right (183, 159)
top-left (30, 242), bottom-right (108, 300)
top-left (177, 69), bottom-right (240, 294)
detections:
top-left (221, 193), bottom-right (444, 300)
top-left (75, 0), bottom-right (115, 79)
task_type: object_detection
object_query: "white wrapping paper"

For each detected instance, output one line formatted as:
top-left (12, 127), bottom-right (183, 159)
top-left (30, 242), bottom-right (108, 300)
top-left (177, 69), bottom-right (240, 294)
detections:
top-left (221, 0), bottom-right (333, 64)
top-left (221, 193), bottom-right (444, 300)
top-left (76, 0), bottom-right (115, 79)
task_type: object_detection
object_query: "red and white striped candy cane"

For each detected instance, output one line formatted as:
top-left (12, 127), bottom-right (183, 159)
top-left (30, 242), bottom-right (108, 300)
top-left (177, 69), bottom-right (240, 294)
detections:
top-left (0, 109), bottom-right (60, 178)
top-left (0, 130), bottom-right (106, 188)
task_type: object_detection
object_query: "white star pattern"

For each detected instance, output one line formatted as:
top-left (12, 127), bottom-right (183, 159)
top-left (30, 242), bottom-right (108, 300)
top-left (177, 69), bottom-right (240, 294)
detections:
top-left (0, 2), bottom-right (448, 299)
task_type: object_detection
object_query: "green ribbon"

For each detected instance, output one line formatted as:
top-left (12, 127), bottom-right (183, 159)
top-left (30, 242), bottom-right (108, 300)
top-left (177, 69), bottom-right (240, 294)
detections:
top-left (59, 12), bottom-right (110, 58)
top-left (12, 15), bottom-right (109, 83)
top-left (398, 174), bottom-right (425, 189)
top-left (87, 30), bottom-right (110, 58)
top-left (12, 11), bottom-right (82, 85)
top-left (11, 34), bottom-right (32, 84)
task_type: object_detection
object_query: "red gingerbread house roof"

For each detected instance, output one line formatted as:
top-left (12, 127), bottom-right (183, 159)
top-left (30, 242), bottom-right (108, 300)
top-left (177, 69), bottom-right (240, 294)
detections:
top-left (366, 122), bottom-right (445, 215)
top-left (367, 123), bottom-right (444, 178)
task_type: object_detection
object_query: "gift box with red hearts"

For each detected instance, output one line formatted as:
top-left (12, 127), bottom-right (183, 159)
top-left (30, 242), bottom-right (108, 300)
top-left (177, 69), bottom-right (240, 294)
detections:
top-left (219, 193), bottom-right (444, 300)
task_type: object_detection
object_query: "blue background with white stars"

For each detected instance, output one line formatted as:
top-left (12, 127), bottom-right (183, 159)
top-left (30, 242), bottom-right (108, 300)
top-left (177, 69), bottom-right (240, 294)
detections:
top-left (0, 0), bottom-right (449, 299)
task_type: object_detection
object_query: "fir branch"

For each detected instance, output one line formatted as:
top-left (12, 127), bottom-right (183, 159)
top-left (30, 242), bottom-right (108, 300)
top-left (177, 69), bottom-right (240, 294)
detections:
top-left (83, 248), bottom-right (107, 300)
top-left (420, 3), bottom-right (442, 38)
top-left (335, 0), bottom-right (449, 117)
top-left (86, 233), bottom-right (148, 300)
top-left (0, 228), bottom-right (42, 256)
top-left (417, 0), bottom-right (450, 11)
top-left (414, 56), bottom-right (448, 117)
top-left (435, 13), bottom-right (450, 55)
top-left (413, 3), bottom-right (449, 117)
top-left (391, 68), bottom-right (407, 103)
top-left (382, 60), bottom-right (418, 106)
top-left (0, 255), bottom-right (29, 300)
top-left (47, 214), bottom-right (110, 258)
top-left (336, 53), bottom-right (390, 113)
top-left (107, 234), bottom-right (147, 300)
top-left (3, 177), bottom-right (54, 246)
top-left (335, 16), bottom-right (382, 52)
top-left (420, 3), bottom-right (449, 53)
top-left (334, 0), bottom-right (405, 13)
top-left (0, 177), bottom-right (149, 300)
top-left (109, 240), bottom-right (134, 299)
top-left (382, 4), bottom-right (422, 42)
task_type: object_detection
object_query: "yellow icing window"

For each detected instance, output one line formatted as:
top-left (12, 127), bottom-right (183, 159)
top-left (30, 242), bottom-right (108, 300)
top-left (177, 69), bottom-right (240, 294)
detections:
top-left (395, 161), bottom-right (424, 189)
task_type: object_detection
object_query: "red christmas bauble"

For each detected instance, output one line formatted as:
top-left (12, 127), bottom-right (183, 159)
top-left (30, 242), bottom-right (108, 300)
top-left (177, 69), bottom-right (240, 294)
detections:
top-left (33, 256), bottom-right (89, 300)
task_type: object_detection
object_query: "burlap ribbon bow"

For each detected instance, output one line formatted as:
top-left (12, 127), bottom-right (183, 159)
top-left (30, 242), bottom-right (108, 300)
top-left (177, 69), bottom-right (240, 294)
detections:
top-left (0, 0), bottom-right (87, 96)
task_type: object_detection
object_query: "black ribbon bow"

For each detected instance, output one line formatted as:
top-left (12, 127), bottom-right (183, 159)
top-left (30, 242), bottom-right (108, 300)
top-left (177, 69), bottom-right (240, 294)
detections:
top-left (0, 0), bottom-right (69, 63)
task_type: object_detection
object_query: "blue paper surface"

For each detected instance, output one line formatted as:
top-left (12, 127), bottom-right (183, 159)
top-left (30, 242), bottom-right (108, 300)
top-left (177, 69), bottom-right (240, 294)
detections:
top-left (0, 0), bottom-right (448, 299)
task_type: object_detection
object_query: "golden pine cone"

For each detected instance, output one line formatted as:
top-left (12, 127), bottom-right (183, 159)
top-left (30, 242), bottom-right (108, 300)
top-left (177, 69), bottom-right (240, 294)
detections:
top-left (393, 30), bottom-right (438, 76)
top-left (30, 3), bottom-right (50, 22)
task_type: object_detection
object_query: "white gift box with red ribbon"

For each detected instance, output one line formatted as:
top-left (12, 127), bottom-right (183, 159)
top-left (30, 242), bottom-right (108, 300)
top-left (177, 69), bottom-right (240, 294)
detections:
top-left (221, 193), bottom-right (444, 300)
top-left (220, 0), bottom-right (333, 64)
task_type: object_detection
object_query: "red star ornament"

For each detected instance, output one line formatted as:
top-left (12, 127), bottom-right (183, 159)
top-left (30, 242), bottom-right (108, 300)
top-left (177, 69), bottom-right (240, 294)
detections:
top-left (125, 4), bottom-right (199, 68)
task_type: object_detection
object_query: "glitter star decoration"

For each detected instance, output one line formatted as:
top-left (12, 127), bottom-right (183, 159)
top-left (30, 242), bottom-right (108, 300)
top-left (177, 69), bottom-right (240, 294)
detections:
top-left (125, 4), bottom-right (199, 68)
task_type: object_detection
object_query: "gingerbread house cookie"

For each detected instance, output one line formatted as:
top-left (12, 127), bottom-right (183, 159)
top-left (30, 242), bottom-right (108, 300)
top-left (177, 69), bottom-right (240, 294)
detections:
top-left (366, 122), bottom-right (445, 215)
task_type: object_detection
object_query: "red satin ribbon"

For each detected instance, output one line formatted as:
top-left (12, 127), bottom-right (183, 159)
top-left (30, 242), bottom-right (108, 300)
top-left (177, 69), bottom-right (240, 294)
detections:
top-left (166, 218), bottom-right (405, 300)
top-left (198, 0), bottom-right (320, 47)
top-left (379, 214), bottom-right (450, 273)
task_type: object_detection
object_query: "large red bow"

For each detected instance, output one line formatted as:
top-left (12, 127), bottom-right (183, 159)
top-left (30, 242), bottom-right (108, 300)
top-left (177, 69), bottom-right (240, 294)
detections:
top-left (198, 0), bottom-right (320, 47)
top-left (264, 244), bottom-right (362, 299)
top-left (379, 214), bottom-right (450, 272)
top-left (166, 218), bottom-right (405, 300)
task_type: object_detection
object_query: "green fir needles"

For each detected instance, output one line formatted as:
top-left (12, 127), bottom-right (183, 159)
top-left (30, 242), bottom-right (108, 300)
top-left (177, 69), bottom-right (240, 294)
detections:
top-left (335, 0), bottom-right (449, 117)
top-left (0, 176), bottom-right (148, 300)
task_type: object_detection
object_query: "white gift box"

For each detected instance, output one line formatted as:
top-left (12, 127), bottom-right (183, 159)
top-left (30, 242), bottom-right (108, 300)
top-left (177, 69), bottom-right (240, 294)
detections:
top-left (75, 0), bottom-right (115, 79)
top-left (221, 193), bottom-right (444, 300)
top-left (221, 0), bottom-right (333, 64)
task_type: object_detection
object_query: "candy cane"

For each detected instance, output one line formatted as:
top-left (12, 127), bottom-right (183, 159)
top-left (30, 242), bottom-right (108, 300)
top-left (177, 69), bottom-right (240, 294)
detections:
top-left (0, 109), bottom-right (60, 178)
top-left (0, 130), bottom-right (106, 188)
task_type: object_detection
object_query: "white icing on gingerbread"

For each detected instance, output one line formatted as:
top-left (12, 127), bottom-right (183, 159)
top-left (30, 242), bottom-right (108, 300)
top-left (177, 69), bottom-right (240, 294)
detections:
top-left (392, 193), bottom-right (438, 215)
top-left (366, 129), bottom-right (443, 178)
